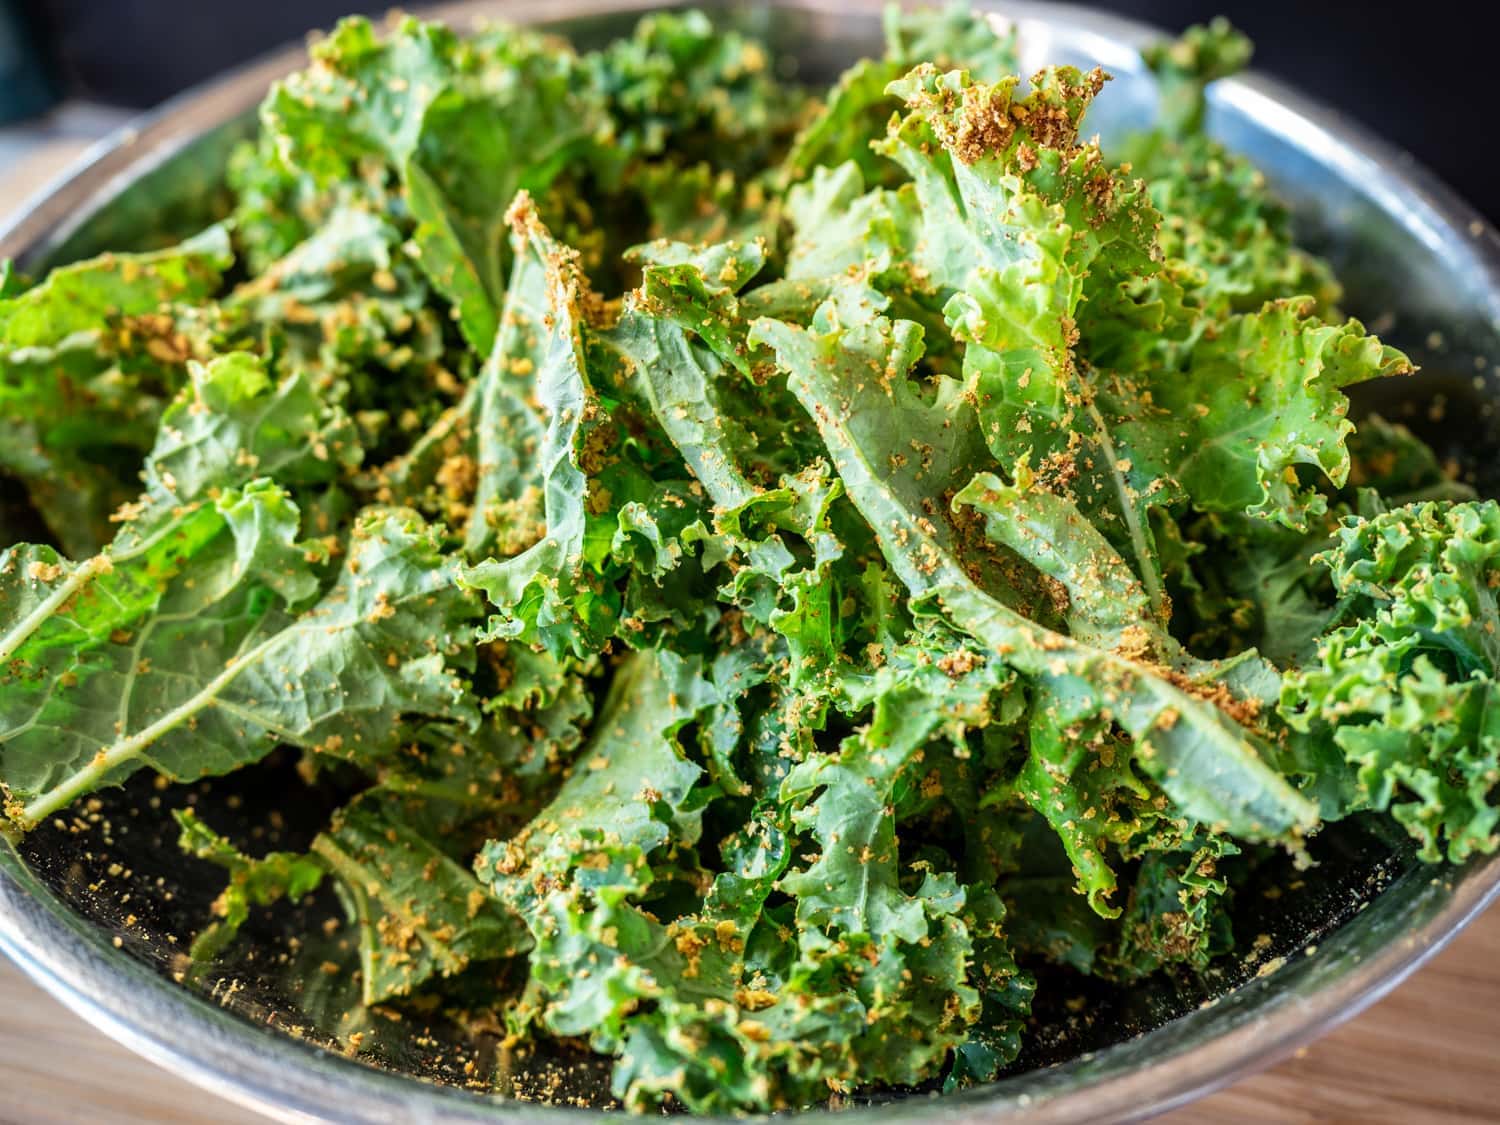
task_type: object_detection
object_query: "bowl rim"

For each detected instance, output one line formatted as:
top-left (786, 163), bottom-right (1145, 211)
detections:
top-left (3, 1), bottom-right (1500, 1123)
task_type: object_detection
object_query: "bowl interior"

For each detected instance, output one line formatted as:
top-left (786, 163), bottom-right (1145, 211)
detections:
top-left (4, 2), bottom-right (1500, 1122)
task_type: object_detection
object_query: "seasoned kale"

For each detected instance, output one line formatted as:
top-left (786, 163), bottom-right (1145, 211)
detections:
top-left (0, 5), bottom-right (1488, 1114)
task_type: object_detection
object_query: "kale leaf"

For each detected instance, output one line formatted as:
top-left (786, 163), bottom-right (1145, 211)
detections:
top-left (0, 7), bottom-right (1487, 1116)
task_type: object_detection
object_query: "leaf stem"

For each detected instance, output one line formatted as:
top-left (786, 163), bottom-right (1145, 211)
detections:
top-left (15, 631), bottom-right (282, 831)
top-left (1084, 397), bottom-right (1166, 620)
top-left (0, 554), bottom-right (112, 666)
top-left (0, 503), bottom-right (204, 666)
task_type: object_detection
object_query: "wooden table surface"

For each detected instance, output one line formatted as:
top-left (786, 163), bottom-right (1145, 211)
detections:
top-left (5, 104), bottom-right (1500, 1125)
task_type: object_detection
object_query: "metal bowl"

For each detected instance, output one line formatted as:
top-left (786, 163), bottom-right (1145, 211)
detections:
top-left (4, 1), bottom-right (1500, 1121)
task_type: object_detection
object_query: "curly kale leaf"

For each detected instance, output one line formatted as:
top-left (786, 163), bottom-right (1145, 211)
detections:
top-left (259, 11), bottom-right (807, 355)
top-left (260, 17), bottom-right (607, 354)
top-left (879, 60), bottom-right (1408, 597)
top-left (881, 63), bottom-right (1159, 314)
top-left (1139, 17), bottom-right (1252, 138)
top-left (0, 226), bottom-right (233, 554)
top-left (593, 239), bottom-right (769, 511)
top-left (477, 629), bottom-right (1031, 1111)
top-left (586, 8), bottom-right (808, 174)
top-left (752, 298), bottom-right (1317, 843)
top-left (1155, 417), bottom-right (1464, 670)
top-left (1115, 299), bottom-right (1413, 530)
top-left (777, 652), bottom-right (1014, 1090)
top-left (224, 206), bottom-right (450, 455)
top-left (2, 501), bottom-right (476, 834)
top-left (461, 199), bottom-right (618, 656)
top-left (884, 2), bottom-right (1019, 78)
top-left (456, 207), bottom-right (553, 558)
top-left (1135, 149), bottom-right (1341, 323)
top-left (174, 808), bottom-right (328, 962)
top-left (0, 225), bottom-right (230, 346)
top-left (402, 42), bottom-right (605, 355)
top-left (313, 794), bottom-right (529, 1004)
top-left (782, 162), bottom-right (924, 293)
top-left (1118, 21), bottom-right (1339, 323)
top-left (1109, 832), bottom-right (1238, 979)
top-left (0, 357), bottom-right (472, 834)
top-left (786, 2), bottom-right (1018, 183)
top-left (784, 59), bottom-right (906, 184)
top-left (952, 475), bottom-right (1275, 919)
top-left (1161, 508), bottom-right (1337, 667)
top-left (178, 795), bottom-right (527, 1005)
top-left (463, 216), bottom-right (850, 663)
top-left (477, 649), bottom-right (826, 1112)
top-left (480, 649), bottom-right (715, 911)
top-left (876, 64), bottom-right (1176, 601)
top-left (1281, 501), bottom-right (1500, 861)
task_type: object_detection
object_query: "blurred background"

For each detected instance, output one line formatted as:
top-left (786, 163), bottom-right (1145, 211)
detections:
top-left (2, 0), bottom-right (1496, 221)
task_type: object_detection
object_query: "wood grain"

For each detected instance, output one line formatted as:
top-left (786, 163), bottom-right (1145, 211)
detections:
top-left (0, 958), bottom-right (269, 1125)
top-left (1166, 908), bottom-right (1500, 1125)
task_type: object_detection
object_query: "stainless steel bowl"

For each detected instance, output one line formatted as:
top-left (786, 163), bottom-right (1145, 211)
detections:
top-left (4, 2), bottom-right (1500, 1122)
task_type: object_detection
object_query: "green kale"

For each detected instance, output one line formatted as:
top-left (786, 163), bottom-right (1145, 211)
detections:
top-left (174, 807), bottom-right (328, 962)
top-left (178, 794), bottom-right (528, 1004)
top-left (0, 6), bottom-right (1489, 1116)
top-left (0, 226), bottom-right (233, 554)
top-left (1281, 502), bottom-right (1500, 861)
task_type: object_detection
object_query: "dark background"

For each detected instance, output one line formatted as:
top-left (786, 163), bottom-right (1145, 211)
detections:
top-left (6, 0), bottom-right (1497, 220)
